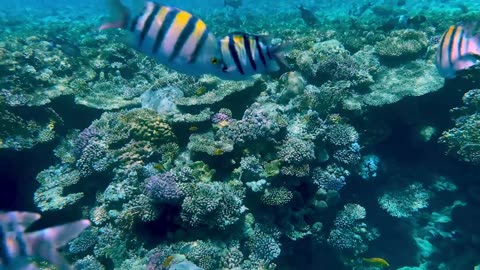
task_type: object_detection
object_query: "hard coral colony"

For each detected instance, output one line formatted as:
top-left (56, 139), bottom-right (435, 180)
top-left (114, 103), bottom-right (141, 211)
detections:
top-left (0, 0), bottom-right (480, 270)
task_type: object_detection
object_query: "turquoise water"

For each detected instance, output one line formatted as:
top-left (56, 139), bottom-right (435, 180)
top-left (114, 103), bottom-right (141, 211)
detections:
top-left (1, 0), bottom-right (480, 269)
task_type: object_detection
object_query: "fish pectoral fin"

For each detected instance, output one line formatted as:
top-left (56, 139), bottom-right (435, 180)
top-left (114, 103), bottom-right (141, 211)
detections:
top-left (223, 65), bottom-right (237, 73)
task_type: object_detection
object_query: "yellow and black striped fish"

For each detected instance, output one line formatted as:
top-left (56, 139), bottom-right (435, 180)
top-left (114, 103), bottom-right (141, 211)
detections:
top-left (436, 25), bottom-right (480, 78)
top-left (217, 32), bottom-right (292, 80)
top-left (0, 211), bottom-right (90, 270)
top-left (100, 0), bottom-right (223, 77)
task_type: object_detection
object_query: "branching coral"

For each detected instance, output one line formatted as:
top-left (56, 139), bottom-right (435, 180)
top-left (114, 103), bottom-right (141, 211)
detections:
top-left (312, 164), bottom-right (350, 192)
top-left (375, 29), bottom-right (428, 60)
top-left (327, 204), bottom-right (378, 255)
top-left (439, 89), bottom-right (480, 165)
top-left (144, 171), bottom-right (184, 204)
top-left (246, 225), bottom-right (281, 266)
top-left (378, 182), bottom-right (431, 218)
top-left (277, 136), bottom-right (315, 165)
top-left (181, 181), bottom-right (245, 230)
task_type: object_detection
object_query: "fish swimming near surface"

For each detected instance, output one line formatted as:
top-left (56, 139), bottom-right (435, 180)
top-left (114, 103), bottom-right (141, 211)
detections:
top-left (99, 0), bottom-right (225, 78)
top-left (298, 5), bottom-right (318, 26)
top-left (217, 32), bottom-right (292, 80)
top-left (224, 0), bottom-right (242, 9)
top-left (0, 211), bottom-right (91, 270)
top-left (363, 257), bottom-right (390, 268)
top-left (436, 25), bottom-right (480, 78)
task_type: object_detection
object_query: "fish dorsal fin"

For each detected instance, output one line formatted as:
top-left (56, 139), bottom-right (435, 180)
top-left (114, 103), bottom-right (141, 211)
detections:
top-left (225, 32), bottom-right (273, 44)
top-left (0, 211), bottom-right (41, 232)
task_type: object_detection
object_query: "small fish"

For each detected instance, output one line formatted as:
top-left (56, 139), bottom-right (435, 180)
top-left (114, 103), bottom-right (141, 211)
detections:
top-left (398, 15), bottom-right (426, 28)
top-left (224, 0), bottom-right (242, 9)
top-left (363, 257), bottom-right (390, 268)
top-left (99, 0), bottom-right (224, 78)
top-left (48, 36), bottom-right (82, 57)
top-left (0, 211), bottom-right (90, 270)
top-left (436, 25), bottom-right (480, 78)
top-left (217, 32), bottom-right (292, 80)
top-left (351, 2), bottom-right (374, 17)
top-left (161, 255), bottom-right (174, 269)
top-left (397, 0), bottom-right (406, 6)
top-left (298, 5), bottom-right (318, 27)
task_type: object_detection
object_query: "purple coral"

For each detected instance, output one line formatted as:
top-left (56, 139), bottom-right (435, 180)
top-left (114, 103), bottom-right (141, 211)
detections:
top-left (75, 126), bottom-right (100, 156)
top-left (212, 112), bottom-right (231, 124)
top-left (144, 171), bottom-right (184, 204)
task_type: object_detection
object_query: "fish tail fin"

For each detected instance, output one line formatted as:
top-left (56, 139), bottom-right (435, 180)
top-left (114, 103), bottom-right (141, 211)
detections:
top-left (25, 220), bottom-right (91, 270)
top-left (271, 42), bottom-right (293, 68)
top-left (99, 0), bottom-right (130, 30)
top-left (469, 33), bottom-right (480, 56)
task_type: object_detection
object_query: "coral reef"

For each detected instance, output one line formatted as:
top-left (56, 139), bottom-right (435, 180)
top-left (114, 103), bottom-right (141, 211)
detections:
top-left (3, 3), bottom-right (480, 270)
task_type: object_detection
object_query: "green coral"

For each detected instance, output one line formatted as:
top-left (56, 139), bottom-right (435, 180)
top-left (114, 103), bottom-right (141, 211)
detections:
top-left (34, 164), bottom-right (83, 211)
top-left (120, 108), bottom-right (176, 145)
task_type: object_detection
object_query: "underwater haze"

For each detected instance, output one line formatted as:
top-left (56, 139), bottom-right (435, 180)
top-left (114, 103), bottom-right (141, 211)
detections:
top-left (1, 0), bottom-right (480, 269)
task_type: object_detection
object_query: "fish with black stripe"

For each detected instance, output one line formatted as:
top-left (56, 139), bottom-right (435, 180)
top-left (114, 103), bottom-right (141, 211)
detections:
top-left (217, 32), bottom-right (292, 80)
top-left (436, 25), bottom-right (480, 78)
top-left (0, 211), bottom-right (90, 270)
top-left (99, 0), bottom-right (224, 77)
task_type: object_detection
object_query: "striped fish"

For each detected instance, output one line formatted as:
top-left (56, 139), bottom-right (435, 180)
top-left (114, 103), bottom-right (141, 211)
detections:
top-left (436, 25), bottom-right (480, 78)
top-left (99, 0), bottom-right (224, 77)
top-left (217, 32), bottom-right (292, 80)
top-left (0, 211), bottom-right (90, 270)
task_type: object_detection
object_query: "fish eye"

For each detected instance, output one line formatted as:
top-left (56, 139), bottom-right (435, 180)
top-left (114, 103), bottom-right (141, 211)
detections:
top-left (211, 57), bottom-right (218, 64)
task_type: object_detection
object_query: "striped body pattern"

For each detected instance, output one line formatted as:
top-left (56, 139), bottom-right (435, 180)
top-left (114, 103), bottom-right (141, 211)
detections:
top-left (436, 25), bottom-right (480, 78)
top-left (218, 32), bottom-right (281, 80)
top-left (101, 1), bottom-right (223, 77)
top-left (0, 211), bottom-right (90, 270)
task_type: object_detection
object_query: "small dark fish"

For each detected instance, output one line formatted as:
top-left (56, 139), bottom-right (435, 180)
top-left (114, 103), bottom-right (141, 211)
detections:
top-left (407, 15), bottom-right (426, 26)
top-left (298, 5), bottom-right (318, 27)
top-left (224, 0), bottom-right (242, 9)
top-left (379, 17), bottom-right (398, 31)
top-left (353, 2), bottom-right (374, 17)
top-left (49, 36), bottom-right (82, 57)
top-left (457, 3), bottom-right (468, 13)
top-left (0, 211), bottom-right (91, 270)
top-left (397, 0), bottom-right (406, 6)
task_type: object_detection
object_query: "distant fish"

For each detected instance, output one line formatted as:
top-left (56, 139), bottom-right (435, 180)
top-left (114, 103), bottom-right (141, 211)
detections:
top-left (217, 32), bottom-right (292, 80)
top-left (363, 257), bottom-right (390, 268)
top-left (397, 0), bottom-right (406, 6)
top-left (436, 25), bottom-right (480, 78)
top-left (350, 2), bottom-right (374, 17)
top-left (99, 0), bottom-right (224, 78)
top-left (48, 36), bottom-right (82, 57)
top-left (0, 211), bottom-right (90, 270)
top-left (398, 15), bottom-right (426, 28)
top-left (224, 0), bottom-right (242, 9)
top-left (298, 5), bottom-right (318, 27)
